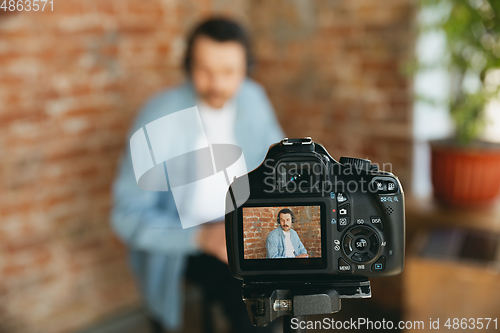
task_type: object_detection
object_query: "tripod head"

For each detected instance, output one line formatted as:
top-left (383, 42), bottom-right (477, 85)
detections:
top-left (242, 279), bottom-right (371, 327)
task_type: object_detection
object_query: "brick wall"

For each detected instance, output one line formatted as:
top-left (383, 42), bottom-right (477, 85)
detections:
top-left (0, 1), bottom-right (414, 332)
top-left (249, 0), bottom-right (415, 188)
top-left (243, 206), bottom-right (321, 259)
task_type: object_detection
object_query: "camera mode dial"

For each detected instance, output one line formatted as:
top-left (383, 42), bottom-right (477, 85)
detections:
top-left (339, 157), bottom-right (378, 171)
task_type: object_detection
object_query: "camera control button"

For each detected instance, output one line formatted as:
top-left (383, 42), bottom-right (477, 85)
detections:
top-left (351, 252), bottom-right (372, 263)
top-left (371, 180), bottom-right (385, 192)
top-left (370, 216), bottom-right (384, 231)
top-left (336, 192), bottom-right (348, 203)
top-left (337, 217), bottom-right (350, 232)
top-left (386, 180), bottom-right (397, 193)
top-left (342, 235), bottom-right (353, 255)
top-left (350, 227), bottom-right (365, 236)
top-left (338, 258), bottom-right (352, 273)
top-left (338, 204), bottom-right (350, 216)
top-left (354, 238), bottom-right (369, 251)
top-left (369, 235), bottom-right (379, 254)
top-left (371, 256), bottom-right (386, 271)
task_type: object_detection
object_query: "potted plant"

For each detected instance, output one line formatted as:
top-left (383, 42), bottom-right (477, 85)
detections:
top-left (422, 0), bottom-right (500, 207)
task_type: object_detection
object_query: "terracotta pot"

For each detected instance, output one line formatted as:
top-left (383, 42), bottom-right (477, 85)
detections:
top-left (430, 140), bottom-right (500, 208)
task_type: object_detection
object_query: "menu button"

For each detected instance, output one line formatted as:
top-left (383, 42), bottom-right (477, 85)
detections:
top-left (338, 258), bottom-right (352, 273)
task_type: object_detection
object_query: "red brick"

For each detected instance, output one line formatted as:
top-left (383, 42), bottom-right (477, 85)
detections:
top-left (0, 0), bottom-right (414, 331)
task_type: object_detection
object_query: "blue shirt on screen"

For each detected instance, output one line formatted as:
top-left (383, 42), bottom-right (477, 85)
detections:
top-left (266, 226), bottom-right (308, 258)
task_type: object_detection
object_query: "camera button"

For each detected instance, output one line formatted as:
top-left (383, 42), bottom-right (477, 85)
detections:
top-left (369, 235), bottom-right (379, 254)
top-left (336, 192), bottom-right (348, 203)
top-left (338, 204), bottom-right (350, 216)
top-left (371, 256), bottom-right (386, 271)
top-left (337, 217), bottom-right (350, 232)
top-left (370, 216), bottom-right (384, 231)
top-left (351, 252), bottom-right (372, 262)
top-left (349, 227), bottom-right (366, 236)
top-left (354, 237), bottom-right (369, 251)
top-left (338, 258), bottom-right (352, 273)
top-left (342, 235), bottom-right (353, 255)
top-left (371, 180), bottom-right (385, 192)
top-left (386, 180), bottom-right (397, 193)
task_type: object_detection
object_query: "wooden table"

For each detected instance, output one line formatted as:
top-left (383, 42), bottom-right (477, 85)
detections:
top-left (402, 196), bottom-right (500, 331)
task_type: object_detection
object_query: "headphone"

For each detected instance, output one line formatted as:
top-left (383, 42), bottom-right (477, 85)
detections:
top-left (183, 17), bottom-right (255, 76)
top-left (277, 208), bottom-right (296, 224)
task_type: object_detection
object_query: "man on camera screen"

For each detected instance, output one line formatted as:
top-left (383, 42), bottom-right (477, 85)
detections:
top-left (266, 208), bottom-right (309, 258)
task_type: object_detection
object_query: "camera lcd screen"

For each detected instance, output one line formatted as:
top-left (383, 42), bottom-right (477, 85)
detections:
top-left (242, 206), bottom-right (322, 260)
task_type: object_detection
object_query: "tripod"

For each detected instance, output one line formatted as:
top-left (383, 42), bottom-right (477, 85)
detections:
top-left (242, 279), bottom-right (371, 333)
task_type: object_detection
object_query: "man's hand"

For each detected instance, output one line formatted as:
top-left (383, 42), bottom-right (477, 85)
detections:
top-left (295, 253), bottom-right (309, 258)
top-left (196, 221), bottom-right (228, 264)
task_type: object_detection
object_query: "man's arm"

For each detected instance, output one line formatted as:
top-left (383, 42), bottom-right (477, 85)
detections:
top-left (111, 141), bottom-right (200, 254)
top-left (292, 230), bottom-right (308, 257)
top-left (266, 231), bottom-right (283, 258)
top-left (110, 93), bottom-right (200, 255)
top-left (296, 240), bottom-right (308, 256)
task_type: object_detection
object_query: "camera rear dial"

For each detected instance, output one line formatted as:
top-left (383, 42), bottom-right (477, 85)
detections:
top-left (342, 226), bottom-right (381, 264)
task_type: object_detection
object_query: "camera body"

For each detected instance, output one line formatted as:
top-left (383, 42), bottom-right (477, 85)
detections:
top-left (225, 138), bottom-right (405, 282)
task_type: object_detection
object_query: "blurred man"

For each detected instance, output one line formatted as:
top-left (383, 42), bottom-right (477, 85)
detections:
top-left (111, 18), bottom-right (283, 332)
top-left (266, 209), bottom-right (308, 258)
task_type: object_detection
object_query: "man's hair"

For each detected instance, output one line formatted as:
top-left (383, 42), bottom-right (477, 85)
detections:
top-left (183, 17), bottom-right (254, 75)
top-left (277, 208), bottom-right (296, 224)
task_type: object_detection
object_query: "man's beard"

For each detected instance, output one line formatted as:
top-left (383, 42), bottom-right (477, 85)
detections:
top-left (200, 91), bottom-right (230, 107)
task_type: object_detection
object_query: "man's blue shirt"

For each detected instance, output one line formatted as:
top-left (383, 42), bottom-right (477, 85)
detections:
top-left (266, 226), bottom-right (308, 258)
top-left (110, 78), bottom-right (284, 330)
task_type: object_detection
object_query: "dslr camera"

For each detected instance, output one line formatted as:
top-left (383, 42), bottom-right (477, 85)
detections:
top-left (226, 138), bottom-right (405, 282)
top-left (225, 138), bottom-right (405, 326)
top-left (226, 138), bottom-right (404, 283)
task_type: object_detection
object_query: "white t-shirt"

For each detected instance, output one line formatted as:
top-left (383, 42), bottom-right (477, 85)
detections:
top-left (283, 229), bottom-right (296, 258)
top-left (198, 98), bottom-right (237, 145)
top-left (189, 98), bottom-right (238, 225)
